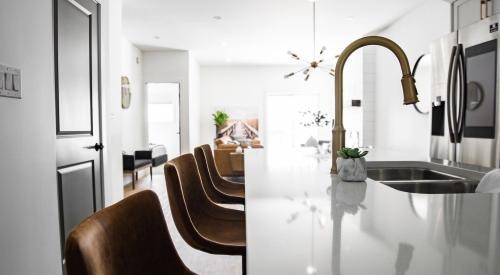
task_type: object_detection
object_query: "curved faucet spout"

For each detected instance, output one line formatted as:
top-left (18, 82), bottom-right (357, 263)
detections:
top-left (331, 36), bottom-right (419, 174)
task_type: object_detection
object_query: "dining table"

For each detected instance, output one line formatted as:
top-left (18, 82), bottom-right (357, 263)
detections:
top-left (244, 148), bottom-right (500, 275)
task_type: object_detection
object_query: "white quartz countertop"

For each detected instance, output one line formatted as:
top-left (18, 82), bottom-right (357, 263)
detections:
top-left (244, 149), bottom-right (500, 275)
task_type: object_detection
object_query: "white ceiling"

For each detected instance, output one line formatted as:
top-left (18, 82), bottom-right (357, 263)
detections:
top-left (123, 0), bottom-right (431, 65)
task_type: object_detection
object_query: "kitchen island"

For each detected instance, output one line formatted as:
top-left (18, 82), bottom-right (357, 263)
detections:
top-left (245, 149), bottom-right (500, 275)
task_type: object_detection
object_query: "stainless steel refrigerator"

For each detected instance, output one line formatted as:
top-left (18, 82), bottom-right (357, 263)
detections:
top-left (430, 14), bottom-right (500, 168)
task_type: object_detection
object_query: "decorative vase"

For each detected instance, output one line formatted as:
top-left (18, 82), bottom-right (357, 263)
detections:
top-left (215, 125), bottom-right (222, 138)
top-left (336, 157), bottom-right (367, 182)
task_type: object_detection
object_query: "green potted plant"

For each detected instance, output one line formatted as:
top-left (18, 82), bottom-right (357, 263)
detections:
top-left (212, 111), bottom-right (229, 138)
top-left (336, 147), bottom-right (369, 182)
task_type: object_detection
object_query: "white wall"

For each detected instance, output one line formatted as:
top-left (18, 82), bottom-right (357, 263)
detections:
top-left (198, 59), bottom-right (367, 148)
top-left (0, 1), bottom-right (61, 274)
top-left (101, 0), bottom-right (124, 206)
top-left (189, 54), bottom-right (201, 148)
top-left (120, 37), bottom-right (147, 153)
top-left (200, 65), bottom-right (338, 146)
top-left (373, 0), bottom-right (451, 157)
top-left (142, 50), bottom-right (192, 153)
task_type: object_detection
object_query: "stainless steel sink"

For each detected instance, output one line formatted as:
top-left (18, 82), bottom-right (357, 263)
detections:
top-left (382, 180), bottom-right (479, 194)
top-left (367, 167), bottom-right (463, 181)
top-left (367, 167), bottom-right (479, 194)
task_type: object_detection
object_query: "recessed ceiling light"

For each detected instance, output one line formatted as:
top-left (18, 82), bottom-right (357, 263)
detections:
top-left (213, 16), bottom-right (222, 20)
top-left (346, 16), bottom-right (355, 21)
top-left (153, 35), bottom-right (160, 39)
top-left (225, 58), bottom-right (232, 63)
top-left (221, 41), bottom-right (228, 47)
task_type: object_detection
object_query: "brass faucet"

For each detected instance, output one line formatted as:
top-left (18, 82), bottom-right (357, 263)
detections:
top-left (331, 36), bottom-right (419, 174)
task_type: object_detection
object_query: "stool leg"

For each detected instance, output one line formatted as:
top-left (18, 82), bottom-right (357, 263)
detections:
top-left (132, 173), bottom-right (135, 190)
top-left (242, 254), bottom-right (246, 275)
top-left (150, 166), bottom-right (153, 181)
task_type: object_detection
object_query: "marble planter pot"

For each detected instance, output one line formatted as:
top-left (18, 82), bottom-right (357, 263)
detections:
top-left (336, 157), bottom-right (368, 182)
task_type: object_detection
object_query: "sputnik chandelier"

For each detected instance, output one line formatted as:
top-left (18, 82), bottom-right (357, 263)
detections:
top-left (284, 0), bottom-right (338, 81)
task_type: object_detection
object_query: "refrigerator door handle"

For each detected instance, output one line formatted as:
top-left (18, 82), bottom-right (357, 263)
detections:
top-left (451, 45), bottom-right (462, 146)
top-left (456, 44), bottom-right (466, 142)
top-left (447, 46), bottom-right (458, 144)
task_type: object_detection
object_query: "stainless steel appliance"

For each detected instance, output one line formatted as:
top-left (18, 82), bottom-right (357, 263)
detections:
top-left (430, 15), bottom-right (500, 168)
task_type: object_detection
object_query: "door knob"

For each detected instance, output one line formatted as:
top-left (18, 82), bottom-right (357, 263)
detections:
top-left (85, 143), bottom-right (104, 151)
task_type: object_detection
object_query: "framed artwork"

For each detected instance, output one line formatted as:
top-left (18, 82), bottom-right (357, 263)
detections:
top-left (121, 76), bottom-right (131, 109)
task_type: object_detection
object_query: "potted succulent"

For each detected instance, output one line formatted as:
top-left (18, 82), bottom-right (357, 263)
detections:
top-left (212, 111), bottom-right (229, 138)
top-left (336, 147), bottom-right (369, 182)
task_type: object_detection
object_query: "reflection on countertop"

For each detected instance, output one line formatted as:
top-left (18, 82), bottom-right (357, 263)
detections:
top-left (245, 149), bottom-right (500, 275)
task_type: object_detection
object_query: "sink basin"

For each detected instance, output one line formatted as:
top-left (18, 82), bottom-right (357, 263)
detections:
top-left (367, 167), bottom-right (479, 194)
top-left (367, 167), bottom-right (463, 181)
top-left (383, 180), bottom-right (479, 194)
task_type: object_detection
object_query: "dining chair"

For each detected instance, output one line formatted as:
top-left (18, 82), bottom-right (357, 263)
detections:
top-left (199, 144), bottom-right (245, 199)
top-left (65, 190), bottom-right (195, 275)
top-left (164, 154), bottom-right (246, 273)
top-left (194, 145), bottom-right (245, 205)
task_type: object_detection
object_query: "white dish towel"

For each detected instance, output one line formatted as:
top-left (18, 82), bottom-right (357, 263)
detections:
top-left (476, 169), bottom-right (500, 193)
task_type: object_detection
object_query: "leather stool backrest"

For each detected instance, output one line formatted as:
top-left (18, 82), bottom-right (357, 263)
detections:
top-left (64, 190), bottom-right (194, 275)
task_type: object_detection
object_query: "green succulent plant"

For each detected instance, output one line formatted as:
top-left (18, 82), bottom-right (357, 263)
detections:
top-left (337, 147), bottom-right (369, 159)
top-left (212, 111), bottom-right (229, 127)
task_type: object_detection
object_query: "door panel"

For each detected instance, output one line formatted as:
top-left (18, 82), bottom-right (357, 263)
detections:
top-left (454, 0), bottom-right (482, 30)
top-left (57, 162), bottom-right (96, 240)
top-left (57, 0), bottom-right (93, 133)
top-left (430, 32), bottom-right (457, 161)
top-left (54, 0), bottom-right (103, 255)
top-left (458, 15), bottom-right (500, 167)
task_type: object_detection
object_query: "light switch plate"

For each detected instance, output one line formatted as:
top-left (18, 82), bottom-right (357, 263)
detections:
top-left (0, 64), bottom-right (21, 99)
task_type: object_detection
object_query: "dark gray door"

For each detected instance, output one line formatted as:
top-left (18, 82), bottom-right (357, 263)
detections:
top-left (54, 0), bottom-right (103, 252)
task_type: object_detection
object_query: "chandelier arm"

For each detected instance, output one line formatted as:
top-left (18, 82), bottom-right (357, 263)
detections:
top-left (287, 66), bottom-right (310, 76)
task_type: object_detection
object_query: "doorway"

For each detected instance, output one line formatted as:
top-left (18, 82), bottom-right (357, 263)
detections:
top-left (146, 83), bottom-right (181, 160)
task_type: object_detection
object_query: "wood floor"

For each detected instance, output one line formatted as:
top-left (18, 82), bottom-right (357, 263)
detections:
top-left (123, 168), bottom-right (243, 275)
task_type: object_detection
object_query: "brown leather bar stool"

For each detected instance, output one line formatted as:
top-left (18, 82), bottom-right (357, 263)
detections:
top-left (164, 154), bottom-right (246, 273)
top-left (199, 144), bottom-right (245, 200)
top-left (194, 145), bottom-right (245, 205)
top-left (65, 190), bottom-right (195, 275)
